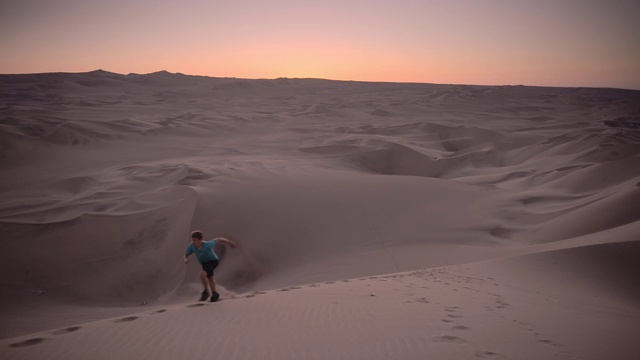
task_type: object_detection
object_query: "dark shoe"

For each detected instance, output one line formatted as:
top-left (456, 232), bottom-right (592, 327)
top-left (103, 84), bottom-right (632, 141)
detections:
top-left (210, 292), bottom-right (220, 302)
top-left (199, 290), bottom-right (210, 301)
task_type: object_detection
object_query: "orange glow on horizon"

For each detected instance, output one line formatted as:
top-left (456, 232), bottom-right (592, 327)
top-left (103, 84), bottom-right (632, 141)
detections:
top-left (1, 1), bottom-right (639, 89)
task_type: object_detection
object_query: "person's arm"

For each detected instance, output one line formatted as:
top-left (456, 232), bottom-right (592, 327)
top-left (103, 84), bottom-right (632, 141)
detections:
top-left (184, 245), bottom-right (193, 264)
top-left (215, 237), bottom-right (237, 248)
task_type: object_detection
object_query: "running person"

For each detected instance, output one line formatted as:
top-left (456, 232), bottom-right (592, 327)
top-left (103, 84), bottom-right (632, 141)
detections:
top-left (183, 230), bottom-right (237, 302)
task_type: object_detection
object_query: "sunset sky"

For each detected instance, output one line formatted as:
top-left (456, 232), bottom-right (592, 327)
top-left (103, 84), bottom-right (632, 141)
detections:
top-left (1, 0), bottom-right (639, 89)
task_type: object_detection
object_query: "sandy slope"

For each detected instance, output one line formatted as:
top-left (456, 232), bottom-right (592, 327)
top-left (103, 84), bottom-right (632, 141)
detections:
top-left (1, 70), bottom-right (639, 359)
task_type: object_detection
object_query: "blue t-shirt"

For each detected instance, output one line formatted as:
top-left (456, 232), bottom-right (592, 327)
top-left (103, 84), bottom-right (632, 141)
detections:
top-left (185, 240), bottom-right (218, 264)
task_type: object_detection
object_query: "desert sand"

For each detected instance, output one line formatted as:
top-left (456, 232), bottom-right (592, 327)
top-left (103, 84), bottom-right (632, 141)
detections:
top-left (0, 70), bottom-right (639, 360)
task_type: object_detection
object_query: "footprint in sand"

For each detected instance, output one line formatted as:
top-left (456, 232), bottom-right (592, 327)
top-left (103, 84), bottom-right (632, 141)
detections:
top-left (437, 335), bottom-right (467, 344)
top-left (244, 291), bottom-right (267, 298)
top-left (441, 319), bottom-right (453, 323)
top-left (537, 339), bottom-right (560, 346)
top-left (495, 298), bottom-right (509, 309)
top-left (277, 286), bottom-right (302, 292)
top-left (447, 314), bottom-right (464, 319)
top-left (415, 297), bottom-right (430, 304)
top-left (187, 303), bottom-right (206, 308)
top-left (52, 326), bottom-right (81, 335)
top-left (452, 325), bottom-right (469, 331)
top-left (475, 351), bottom-right (500, 358)
top-left (9, 338), bottom-right (47, 348)
top-left (115, 316), bottom-right (139, 323)
top-left (151, 309), bottom-right (167, 314)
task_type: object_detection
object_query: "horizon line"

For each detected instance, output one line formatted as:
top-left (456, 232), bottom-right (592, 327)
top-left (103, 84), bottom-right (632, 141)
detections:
top-left (2, 68), bottom-right (639, 92)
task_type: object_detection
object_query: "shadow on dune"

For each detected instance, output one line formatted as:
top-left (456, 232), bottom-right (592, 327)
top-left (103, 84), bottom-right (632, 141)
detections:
top-left (0, 186), bottom-right (197, 305)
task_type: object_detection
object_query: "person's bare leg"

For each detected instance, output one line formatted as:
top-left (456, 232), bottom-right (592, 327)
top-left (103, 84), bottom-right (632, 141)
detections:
top-left (200, 271), bottom-right (209, 291)
top-left (208, 276), bottom-right (217, 294)
top-left (208, 276), bottom-right (220, 302)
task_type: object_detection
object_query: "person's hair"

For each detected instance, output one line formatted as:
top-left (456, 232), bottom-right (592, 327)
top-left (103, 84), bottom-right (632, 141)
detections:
top-left (191, 230), bottom-right (203, 240)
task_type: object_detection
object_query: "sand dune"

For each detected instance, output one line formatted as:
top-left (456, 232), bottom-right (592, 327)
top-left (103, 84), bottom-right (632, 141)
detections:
top-left (1, 70), bottom-right (639, 359)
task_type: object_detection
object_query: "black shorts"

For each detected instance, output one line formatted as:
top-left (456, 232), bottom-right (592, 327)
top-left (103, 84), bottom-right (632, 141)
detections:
top-left (201, 259), bottom-right (219, 278)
